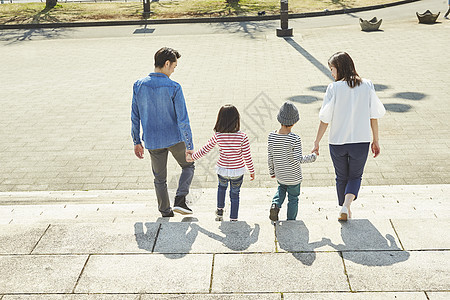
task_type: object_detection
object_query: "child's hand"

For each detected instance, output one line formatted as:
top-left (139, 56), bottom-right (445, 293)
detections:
top-left (185, 150), bottom-right (194, 162)
top-left (250, 173), bottom-right (255, 181)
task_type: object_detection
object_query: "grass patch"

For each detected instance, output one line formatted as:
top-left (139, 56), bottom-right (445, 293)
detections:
top-left (0, 0), bottom-right (399, 25)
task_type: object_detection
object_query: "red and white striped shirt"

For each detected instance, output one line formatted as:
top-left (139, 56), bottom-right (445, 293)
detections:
top-left (192, 131), bottom-right (255, 174)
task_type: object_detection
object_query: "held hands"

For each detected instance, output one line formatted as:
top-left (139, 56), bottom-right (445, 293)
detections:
top-left (311, 141), bottom-right (320, 156)
top-left (185, 150), bottom-right (194, 162)
top-left (134, 144), bottom-right (144, 159)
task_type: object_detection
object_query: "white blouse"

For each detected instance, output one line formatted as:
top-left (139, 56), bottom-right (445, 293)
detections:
top-left (319, 79), bottom-right (386, 145)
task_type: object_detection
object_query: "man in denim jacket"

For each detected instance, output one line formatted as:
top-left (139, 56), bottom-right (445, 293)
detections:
top-left (131, 47), bottom-right (194, 217)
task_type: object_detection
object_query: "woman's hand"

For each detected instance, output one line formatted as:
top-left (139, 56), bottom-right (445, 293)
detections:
top-left (371, 141), bottom-right (380, 158)
top-left (312, 141), bottom-right (320, 156)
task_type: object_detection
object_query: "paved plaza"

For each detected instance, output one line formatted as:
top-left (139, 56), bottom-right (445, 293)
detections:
top-left (0, 0), bottom-right (449, 298)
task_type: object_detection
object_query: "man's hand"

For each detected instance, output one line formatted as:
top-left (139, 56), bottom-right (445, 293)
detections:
top-left (134, 144), bottom-right (144, 159)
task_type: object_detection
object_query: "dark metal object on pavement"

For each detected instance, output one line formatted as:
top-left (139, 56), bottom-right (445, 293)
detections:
top-left (143, 0), bottom-right (150, 18)
top-left (277, 0), bottom-right (293, 37)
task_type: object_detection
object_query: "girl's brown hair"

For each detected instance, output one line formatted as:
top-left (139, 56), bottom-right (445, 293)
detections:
top-left (328, 52), bottom-right (362, 88)
top-left (214, 104), bottom-right (240, 133)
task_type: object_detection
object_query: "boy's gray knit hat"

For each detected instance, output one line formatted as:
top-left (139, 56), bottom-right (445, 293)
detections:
top-left (277, 101), bottom-right (299, 126)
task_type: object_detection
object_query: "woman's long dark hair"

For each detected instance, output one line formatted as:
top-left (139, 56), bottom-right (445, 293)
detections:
top-left (328, 52), bottom-right (362, 88)
top-left (214, 104), bottom-right (240, 133)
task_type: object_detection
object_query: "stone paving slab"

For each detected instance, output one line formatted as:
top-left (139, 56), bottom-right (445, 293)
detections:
top-left (153, 220), bottom-right (275, 254)
top-left (283, 292), bottom-right (428, 299)
top-left (0, 224), bottom-right (48, 254)
top-left (212, 252), bottom-right (349, 293)
top-left (143, 295), bottom-right (281, 300)
top-left (391, 219), bottom-right (450, 250)
top-left (0, 255), bottom-right (88, 293)
top-left (343, 251), bottom-right (450, 291)
top-left (275, 219), bottom-right (401, 252)
top-left (1, 185), bottom-right (448, 225)
top-left (427, 292), bottom-right (450, 300)
top-left (31, 222), bottom-right (159, 254)
top-left (2, 295), bottom-right (140, 300)
top-left (74, 254), bottom-right (213, 293)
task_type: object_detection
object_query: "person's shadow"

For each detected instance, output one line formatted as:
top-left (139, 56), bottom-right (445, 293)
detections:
top-left (135, 217), bottom-right (199, 258)
top-left (191, 222), bottom-right (260, 251)
top-left (325, 219), bottom-right (410, 266)
top-left (134, 222), bottom-right (159, 252)
top-left (276, 221), bottom-right (328, 266)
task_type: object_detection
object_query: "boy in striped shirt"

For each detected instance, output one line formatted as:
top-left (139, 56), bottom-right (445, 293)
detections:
top-left (268, 101), bottom-right (317, 221)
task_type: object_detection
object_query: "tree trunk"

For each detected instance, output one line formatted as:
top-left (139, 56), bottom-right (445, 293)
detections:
top-left (46, 0), bottom-right (57, 9)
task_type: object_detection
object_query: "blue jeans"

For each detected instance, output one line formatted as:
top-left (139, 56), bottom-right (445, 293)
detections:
top-left (217, 174), bottom-right (243, 220)
top-left (329, 142), bottom-right (370, 206)
top-left (272, 183), bottom-right (301, 220)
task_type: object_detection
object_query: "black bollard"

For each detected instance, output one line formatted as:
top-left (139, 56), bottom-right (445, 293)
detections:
top-left (276, 0), bottom-right (293, 37)
top-left (143, 0), bottom-right (150, 18)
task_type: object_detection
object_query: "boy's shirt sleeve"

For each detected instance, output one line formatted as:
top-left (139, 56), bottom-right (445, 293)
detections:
top-left (294, 136), bottom-right (317, 164)
top-left (192, 133), bottom-right (218, 160)
top-left (268, 133), bottom-right (275, 176)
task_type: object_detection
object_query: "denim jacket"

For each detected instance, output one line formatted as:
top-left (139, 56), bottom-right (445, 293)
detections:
top-left (131, 73), bottom-right (193, 150)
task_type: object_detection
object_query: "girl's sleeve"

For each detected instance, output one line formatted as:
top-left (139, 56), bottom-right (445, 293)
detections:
top-left (319, 83), bottom-right (335, 124)
top-left (295, 137), bottom-right (317, 164)
top-left (191, 133), bottom-right (218, 160)
top-left (368, 80), bottom-right (386, 119)
top-left (241, 133), bottom-right (255, 174)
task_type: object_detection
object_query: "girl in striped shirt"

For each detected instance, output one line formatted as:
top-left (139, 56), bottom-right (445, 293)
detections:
top-left (187, 105), bottom-right (255, 221)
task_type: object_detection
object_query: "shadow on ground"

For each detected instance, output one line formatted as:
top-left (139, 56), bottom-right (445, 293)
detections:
top-left (0, 28), bottom-right (71, 45)
top-left (276, 221), bottom-right (328, 266)
top-left (384, 103), bottom-right (412, 113)
top-left (288, 95), bottom-right (320, 104)
top-left (212, 21), bottom-right (276, 39)
top-left (276, 219), bottom-right (410, 266)
top-left (135, 219), bottom-right (260, 256)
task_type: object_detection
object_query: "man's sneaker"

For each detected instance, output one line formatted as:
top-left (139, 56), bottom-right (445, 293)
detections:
top-left (269, 203), bottom-right (279, 221)
top-left (161, 210), bottom-right (174, 217)
top-left (173, 196), bottom-right (193, 215)
top-left (215, 209), bottom-right (224, 221)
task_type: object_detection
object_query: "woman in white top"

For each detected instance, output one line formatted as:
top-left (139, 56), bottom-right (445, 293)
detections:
top-left (312, 52), bottom-right (386, 221)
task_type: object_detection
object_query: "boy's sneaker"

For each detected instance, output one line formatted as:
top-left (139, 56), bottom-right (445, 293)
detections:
top-left (173, 196), bottom-right (193, 215)
top-left (215, 208), bottom-right (224, 221)
top-left (269, 203), bottom-right (279, 221)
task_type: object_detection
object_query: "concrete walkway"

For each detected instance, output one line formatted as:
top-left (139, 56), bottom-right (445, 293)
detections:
top-left (0, 184), bottom-right (449, 298)
top-left (0, 0), bottom-right (449, 191)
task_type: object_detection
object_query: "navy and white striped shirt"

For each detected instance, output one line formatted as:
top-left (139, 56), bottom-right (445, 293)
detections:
top-left (268, 131), bottom-right (316, 186)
